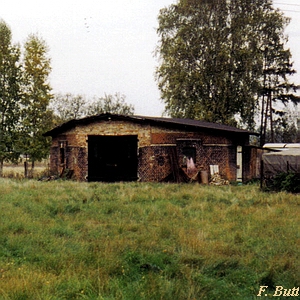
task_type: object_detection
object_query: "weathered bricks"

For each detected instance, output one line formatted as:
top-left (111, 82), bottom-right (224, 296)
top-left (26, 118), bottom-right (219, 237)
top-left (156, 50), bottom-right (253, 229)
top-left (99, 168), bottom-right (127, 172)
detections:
top-left (48, 118), bottom-right (252, 182)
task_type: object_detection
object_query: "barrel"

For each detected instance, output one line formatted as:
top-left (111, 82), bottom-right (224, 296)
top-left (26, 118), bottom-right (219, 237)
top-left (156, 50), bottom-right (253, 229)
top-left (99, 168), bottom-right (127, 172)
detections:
top-left (200, 171), bottom-right (209, 184)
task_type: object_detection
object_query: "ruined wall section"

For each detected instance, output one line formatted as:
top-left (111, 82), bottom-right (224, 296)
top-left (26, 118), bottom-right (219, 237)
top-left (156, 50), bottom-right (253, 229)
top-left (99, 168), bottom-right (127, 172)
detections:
top-left (148, 125), bottom-right (242, 181)
top-left (48, 120), bottom-right (250, 182)
top-left (49, 120), bottom-right (152, 180)
top-left (150, 127), bottom-right (233, 145)
top-left (138, 146), bottom-right (173, 182)
top-left (66, 120), bottom-right (152, 148)
top-left (202, 145), bottom-right (237, 181)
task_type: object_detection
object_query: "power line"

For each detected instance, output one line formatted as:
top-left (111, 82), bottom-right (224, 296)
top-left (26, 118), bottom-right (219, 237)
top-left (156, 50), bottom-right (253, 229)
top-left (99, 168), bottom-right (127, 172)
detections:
top-left (273, 2), bottom-right (300, 13)
top-left (281, 10), bottom-right (300, 13)
top-left (274, 2), bottom-right (300, 7)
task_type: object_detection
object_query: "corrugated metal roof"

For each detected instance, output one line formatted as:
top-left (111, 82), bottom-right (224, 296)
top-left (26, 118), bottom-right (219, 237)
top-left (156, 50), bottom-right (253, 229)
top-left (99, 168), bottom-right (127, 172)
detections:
top-left (263, 143), bottom-right (300, 149)
top-left (44, 113), bottom-right (258, 137)
top-left (133, 115), bottom-right (257, 134)
top-left (263, 149), bottom-right (300, 156)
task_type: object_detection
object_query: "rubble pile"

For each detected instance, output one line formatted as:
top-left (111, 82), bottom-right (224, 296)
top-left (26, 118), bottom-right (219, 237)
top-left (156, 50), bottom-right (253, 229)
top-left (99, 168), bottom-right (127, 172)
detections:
top-left (210, 173), bottom-right (230, 186)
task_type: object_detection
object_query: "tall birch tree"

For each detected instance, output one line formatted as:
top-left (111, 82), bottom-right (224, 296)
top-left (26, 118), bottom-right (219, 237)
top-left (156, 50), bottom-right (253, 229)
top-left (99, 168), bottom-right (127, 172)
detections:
top-left (156, 0), bottom-right (298, 130)
top-left (20, 34), bottom-right (52, 175)
top-left (0, 20), bottom-right (22, 176)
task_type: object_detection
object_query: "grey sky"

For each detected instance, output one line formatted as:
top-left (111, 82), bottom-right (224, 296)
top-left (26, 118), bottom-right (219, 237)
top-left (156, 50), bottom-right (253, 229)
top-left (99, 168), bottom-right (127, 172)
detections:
top-left (2, 0), bottom-right (300, 117)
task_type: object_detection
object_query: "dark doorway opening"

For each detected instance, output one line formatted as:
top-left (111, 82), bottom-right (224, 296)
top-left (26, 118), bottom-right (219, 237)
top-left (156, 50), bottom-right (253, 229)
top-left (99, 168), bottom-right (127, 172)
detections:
top-left (88, 135), bottom-right (138, 182)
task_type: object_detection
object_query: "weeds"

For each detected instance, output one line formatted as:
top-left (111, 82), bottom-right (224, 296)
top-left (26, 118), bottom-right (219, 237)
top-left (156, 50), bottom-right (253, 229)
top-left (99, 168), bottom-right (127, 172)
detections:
top-left (0, 179), bottom-right (299, 299)
top-left (265, 171), bottom-right (300, 193)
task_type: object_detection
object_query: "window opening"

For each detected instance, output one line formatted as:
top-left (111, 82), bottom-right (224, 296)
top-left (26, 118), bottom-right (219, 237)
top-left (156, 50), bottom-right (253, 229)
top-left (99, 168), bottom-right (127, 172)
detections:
top-left (182, 146), bottom-right (197, 176)
top-left (59, 141), bottom-right (67, 165)
top-left (182, 147), bottom-right (196, 164)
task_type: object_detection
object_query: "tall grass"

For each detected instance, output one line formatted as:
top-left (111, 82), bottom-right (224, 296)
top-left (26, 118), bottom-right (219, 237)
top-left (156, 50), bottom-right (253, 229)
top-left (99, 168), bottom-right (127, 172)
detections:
top-left (0, 179), bottom-right (299, 299)
top-left (3, 160), bottom-right (49, 179)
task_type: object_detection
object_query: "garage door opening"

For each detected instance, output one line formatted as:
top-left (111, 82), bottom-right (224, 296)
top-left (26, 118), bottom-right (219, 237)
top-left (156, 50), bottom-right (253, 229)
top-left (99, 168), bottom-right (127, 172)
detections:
top-left (88, 135), bottom-right (138, 182)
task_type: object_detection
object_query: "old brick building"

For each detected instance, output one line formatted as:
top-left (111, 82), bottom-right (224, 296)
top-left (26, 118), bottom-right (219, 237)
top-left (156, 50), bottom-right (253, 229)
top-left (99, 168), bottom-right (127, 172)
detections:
top-left (44, 113), bottom-right (258, 182)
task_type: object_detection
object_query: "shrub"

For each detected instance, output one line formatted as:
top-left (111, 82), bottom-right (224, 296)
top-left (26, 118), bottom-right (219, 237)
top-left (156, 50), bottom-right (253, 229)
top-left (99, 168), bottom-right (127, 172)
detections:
top-left (266, 171), bottom-right (300, 193)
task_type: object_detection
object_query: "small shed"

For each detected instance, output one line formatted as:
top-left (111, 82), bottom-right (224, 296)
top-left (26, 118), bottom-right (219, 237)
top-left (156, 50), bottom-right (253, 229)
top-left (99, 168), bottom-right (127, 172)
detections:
top-left (263, 143), bottom-right (300, 151)
top-left (44, 113), bottom-right (258, 183)
top-left (262, 149), bottom-right (300, 176)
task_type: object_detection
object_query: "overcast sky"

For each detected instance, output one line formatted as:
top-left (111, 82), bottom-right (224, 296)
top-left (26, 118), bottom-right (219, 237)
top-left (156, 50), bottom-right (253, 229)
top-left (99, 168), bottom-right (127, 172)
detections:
top-left (1, 0), bottom-right (300, 117)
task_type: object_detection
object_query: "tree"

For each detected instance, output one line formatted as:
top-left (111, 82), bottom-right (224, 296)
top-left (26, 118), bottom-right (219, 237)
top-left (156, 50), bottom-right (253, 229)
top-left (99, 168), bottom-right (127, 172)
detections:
top-left (261, 103), bottom-right (300, 143)
top-left (156, 0), bottom-right (298, 129)
top-left (258, 10), bottom-right (300, 145)
top-left (86, 93), bottom-right (135, 116)
top-left (265, 117), bottom-right (298, 143)
top-left (19, 34), bottom-right (53, 175)
top-left (0, 20), bottom-right (22, 176)
top-left (50, 93), bottom-right (87, 124)
top-left (50, 92), bottom-right (135, 124)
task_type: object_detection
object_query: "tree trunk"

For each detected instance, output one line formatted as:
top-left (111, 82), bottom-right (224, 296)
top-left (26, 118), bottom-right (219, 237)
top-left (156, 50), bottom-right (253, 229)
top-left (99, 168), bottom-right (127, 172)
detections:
top-left (30, 160), bottom-right (35, 178)
top-left (24, 161), bottom-right (28, 178)
top-left (0, 159), bottom-right (3, 177)
top-left (269, 93), bottom-right (274, 143)
top-left (260, 95), bottom-right (266, 146)
top-left (263, 92), bottom-right (270, 144)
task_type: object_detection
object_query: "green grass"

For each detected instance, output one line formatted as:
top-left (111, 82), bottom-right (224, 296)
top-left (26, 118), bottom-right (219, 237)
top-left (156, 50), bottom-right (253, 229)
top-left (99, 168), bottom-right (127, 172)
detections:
top-left (2, 160), bottom-right (49, 179)
top-left (0, 179), bottom-right (299, 299)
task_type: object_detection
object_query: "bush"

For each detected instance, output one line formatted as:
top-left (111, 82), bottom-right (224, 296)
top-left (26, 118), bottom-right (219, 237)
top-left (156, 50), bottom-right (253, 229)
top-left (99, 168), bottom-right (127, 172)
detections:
top-left (266, 171), bottom-right (300, 193)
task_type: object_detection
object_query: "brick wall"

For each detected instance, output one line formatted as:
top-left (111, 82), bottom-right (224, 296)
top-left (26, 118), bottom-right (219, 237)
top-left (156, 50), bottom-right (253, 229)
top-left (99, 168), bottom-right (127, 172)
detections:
top-left (66, 147), bottom-right (87, 181)
top-left (48, 119), bottom-right (250, 182)
top-left (49, 146), bottom-right (59, 175)
top-left (138, 146), bottom-right (173, 182)
top-left (65, 120), bottom-right (152, 147)
top-left (151, 130), bottom-right (232, 145)
top-left (49, 120), bottom-right (151, 180)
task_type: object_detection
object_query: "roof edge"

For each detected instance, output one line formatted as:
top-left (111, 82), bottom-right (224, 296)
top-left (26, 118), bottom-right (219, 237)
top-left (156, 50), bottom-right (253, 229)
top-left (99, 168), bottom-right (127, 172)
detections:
top-left (44, 113), bottom-right (259, 137)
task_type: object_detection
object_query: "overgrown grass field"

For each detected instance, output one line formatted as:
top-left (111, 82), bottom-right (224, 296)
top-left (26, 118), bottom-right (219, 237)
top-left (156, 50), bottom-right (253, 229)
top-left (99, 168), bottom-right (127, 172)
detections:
top-left (3, 161), bottom-right (49, 179)
top-left (0, 180), bottom-right (299, 299)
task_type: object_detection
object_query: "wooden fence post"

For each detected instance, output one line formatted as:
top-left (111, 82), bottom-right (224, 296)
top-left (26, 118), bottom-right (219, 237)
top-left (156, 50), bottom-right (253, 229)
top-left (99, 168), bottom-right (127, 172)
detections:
top-left (260, 159), bottom-right (264, 189)
top-left (24, 161), bottom-right (28, 178)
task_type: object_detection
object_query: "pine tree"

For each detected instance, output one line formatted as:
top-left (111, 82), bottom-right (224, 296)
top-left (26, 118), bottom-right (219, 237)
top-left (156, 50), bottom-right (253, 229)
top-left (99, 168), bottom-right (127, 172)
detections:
top-left (258, 9), bottom-right (300, 144)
